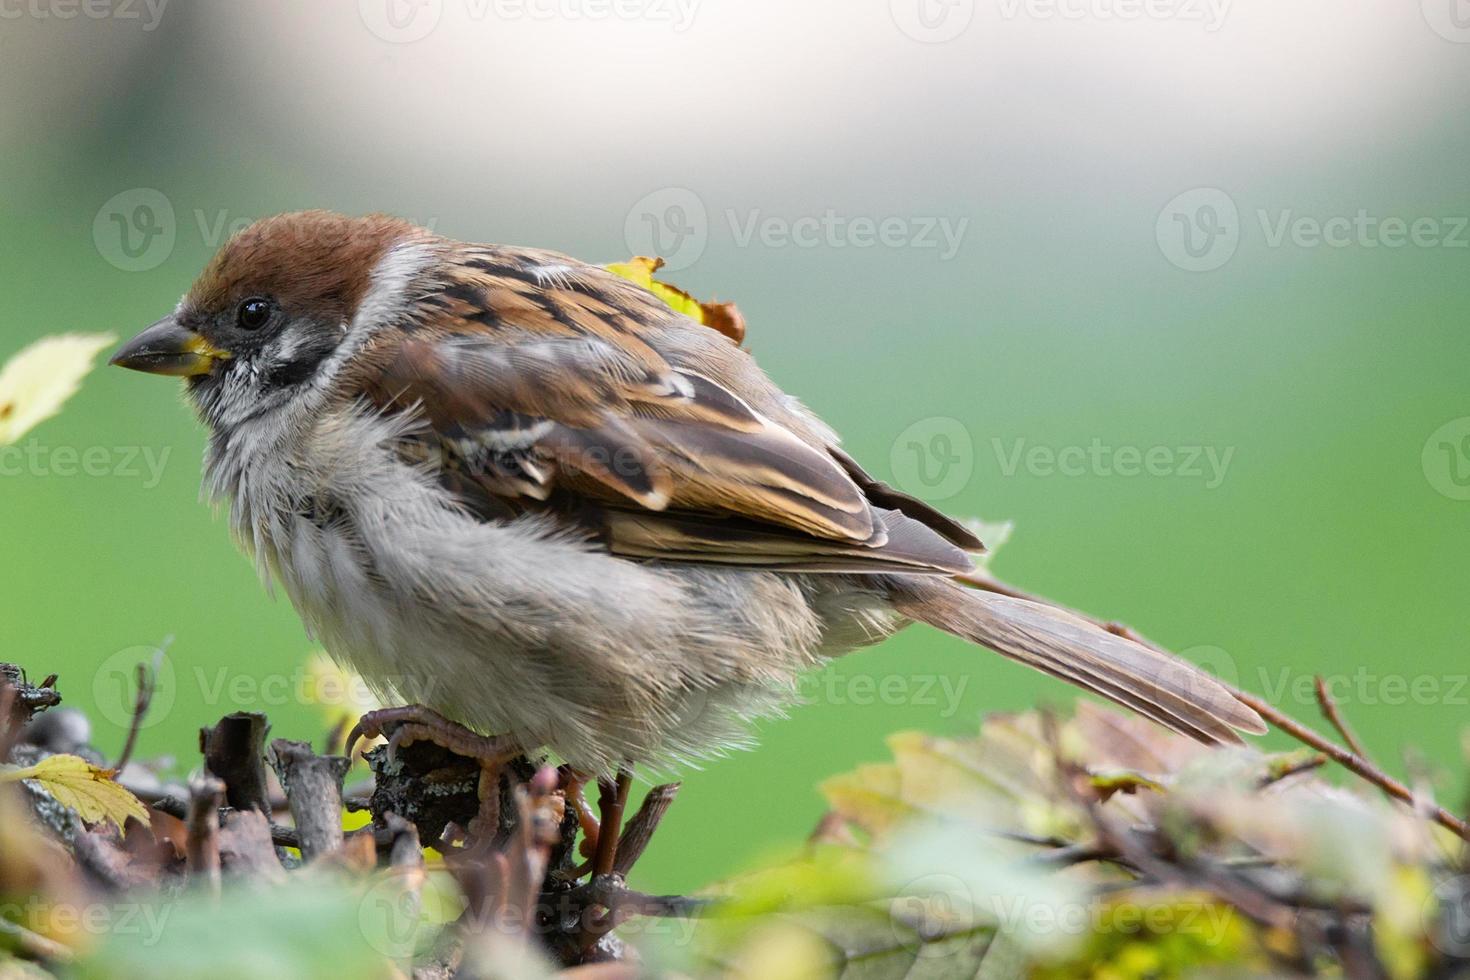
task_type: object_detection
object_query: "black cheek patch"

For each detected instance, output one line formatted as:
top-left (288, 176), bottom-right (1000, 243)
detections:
top-left (260, 333), bottom-right (341, 389)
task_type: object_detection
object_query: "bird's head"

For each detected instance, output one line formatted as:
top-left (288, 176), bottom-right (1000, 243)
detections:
top-left (111, 210), bottom-right (430, 429)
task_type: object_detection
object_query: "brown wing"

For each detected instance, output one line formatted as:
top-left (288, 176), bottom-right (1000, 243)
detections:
top-left (358, 245), bottom-right (979, 575)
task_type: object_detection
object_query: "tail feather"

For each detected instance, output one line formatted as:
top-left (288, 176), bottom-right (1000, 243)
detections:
top-left (891, 579), bottom-right (1266, 745)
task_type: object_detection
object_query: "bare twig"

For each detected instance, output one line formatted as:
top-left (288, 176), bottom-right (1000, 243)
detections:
top-left (968, 574), bottom-right (1470, 843)
top-left (1313, 676), bottom-right (1370, 759)
top-left (1258, 753), bottom-right (1328, 788)
top-left (267, 739), bottom-right (351, 862)
top-left (201, 712), bottom-right (273, 813)
top-left (114, 660), bottom-right (156, 771)
top-left (186, 774), bottom-right (226, 896)
top-left (591, 769), bottom-right (631, 878)
top-left (612, 782), bottom-right (679, 876)
top-left (0, 914), bottom-right (74, 963)
top-left (1231, 688), bottom-right (1469, 842)
top-left (219, 808), bottom-right (286, 881)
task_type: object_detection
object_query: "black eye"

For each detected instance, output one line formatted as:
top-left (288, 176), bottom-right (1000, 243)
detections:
top-left (236, 298), bottom-right (272, 331)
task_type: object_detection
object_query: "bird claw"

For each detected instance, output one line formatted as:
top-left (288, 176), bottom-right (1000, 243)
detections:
top-left (346, 704), bottom-right (516, 767)
top-left (347, 705), bottom-right (523, 843)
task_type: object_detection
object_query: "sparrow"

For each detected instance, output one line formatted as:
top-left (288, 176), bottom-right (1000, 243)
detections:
top-left (110, 211), bottom-right (1265, 781)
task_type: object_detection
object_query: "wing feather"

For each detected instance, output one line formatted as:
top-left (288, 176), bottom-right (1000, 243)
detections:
top-left (360, 250), bottom-right (979, 575)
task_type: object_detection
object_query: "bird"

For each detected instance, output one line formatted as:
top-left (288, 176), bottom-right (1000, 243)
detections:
top-left (110, 210), bottom-right (1264, 806)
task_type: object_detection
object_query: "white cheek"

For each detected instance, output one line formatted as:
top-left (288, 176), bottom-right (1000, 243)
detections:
top-left (272, 331), bottom-right (301, 362)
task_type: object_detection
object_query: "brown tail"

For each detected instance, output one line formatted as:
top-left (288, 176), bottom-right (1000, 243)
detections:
top-left (890, 578), bottom-right (1266, 745)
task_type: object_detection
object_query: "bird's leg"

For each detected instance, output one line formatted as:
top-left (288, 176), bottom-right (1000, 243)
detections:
top-left (559, 767), bottom-right (603, 859)
top-left (591, 766), bottom-right (633, 878)
top-left (347, 705), bottom-right (521, 841)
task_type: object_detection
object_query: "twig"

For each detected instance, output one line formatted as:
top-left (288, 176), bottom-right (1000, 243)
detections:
top-left (613, 782), bottom-right (679, 876)
top-left (113, 660), bottom-right (156, 771)
top-left (1313, 676), bottom-right (1369, 759)
top-left (219, 808), bottom-right (286, 881)
top-left (968, 574), bottom-right (1470, 843)
top-left (267, 739), bottom-right (350, 861)
top-left (201, 712), bottom-right (273, 813)
top-left (0, 915), bottom-right (74, 963)
top-left (1230, 688), bottom-right (1470, 842)
top-left (591, 769), bottom-right (631, 878)
top-left (186, 774), bottom-right (226, 896)
top-left (1258, 753), bottom-right (1328, 788)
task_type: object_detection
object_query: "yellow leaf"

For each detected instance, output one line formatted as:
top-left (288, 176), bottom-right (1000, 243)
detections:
top-left (0, 333), bottom-right (116, 445)
top-left (605, 257), bottom-right (746, 344)
top-left (0, 753), bottom-right (149, 830)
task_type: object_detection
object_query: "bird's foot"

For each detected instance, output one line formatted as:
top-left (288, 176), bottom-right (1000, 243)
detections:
top-left (348, 704), bottom-right (520, 841)
top-left (559, 767), bottom-right (604, 859)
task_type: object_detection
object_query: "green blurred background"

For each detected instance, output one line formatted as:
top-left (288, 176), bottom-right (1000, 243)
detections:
top-left (2, 1), bottom-right (1467, 894)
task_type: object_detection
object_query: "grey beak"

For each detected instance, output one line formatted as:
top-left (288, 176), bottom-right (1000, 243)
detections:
top-left (110, 317), bottom-right (229, 377)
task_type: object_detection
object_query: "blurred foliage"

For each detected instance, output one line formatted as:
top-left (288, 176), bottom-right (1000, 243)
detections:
top-left (661, 704), bottom-right (1467, 979)
top-left (0, 334), bottom-right (113, 446)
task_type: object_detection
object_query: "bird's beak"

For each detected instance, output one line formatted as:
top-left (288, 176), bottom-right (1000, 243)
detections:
top-left (110, 317), bottom-right (229, 377)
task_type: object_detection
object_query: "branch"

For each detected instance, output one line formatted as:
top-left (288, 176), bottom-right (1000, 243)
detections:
top-left (113, 660), bottom-right (155, 771)
top-left (201, 712), bottom-right (273, 813)
top-left (1313, 676), bottom-right (1369, 758)
top-left (1229, 688), bottom-right (1469, 841)
top-left (967, 574), bottom-right (1470, 843)
top-left (186, 774), bottom-right (225, 896)
top-left (267, 739), bottom-right (351, 862)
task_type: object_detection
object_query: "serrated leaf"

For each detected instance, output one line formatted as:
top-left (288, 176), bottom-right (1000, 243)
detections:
top-left (1, 754), bottom-right (149, 831)
top-left (0, 334), bottom-right (115, 445)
